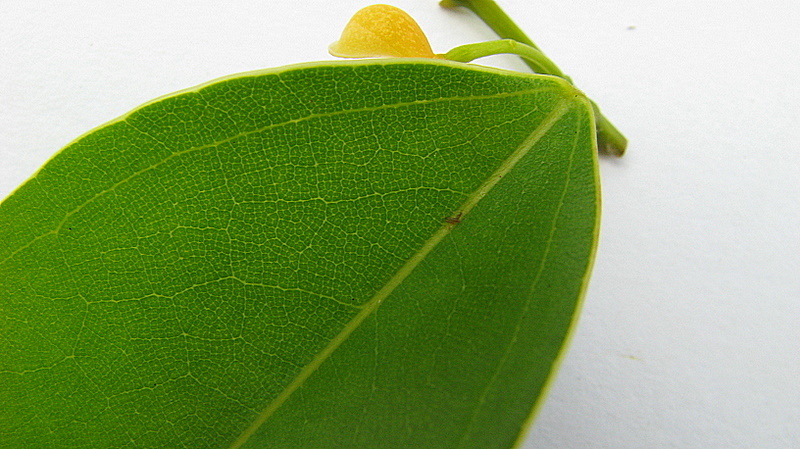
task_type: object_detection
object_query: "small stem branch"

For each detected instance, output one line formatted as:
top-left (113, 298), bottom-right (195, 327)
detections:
top-left (444, 40), bottom-right (569, 81)
top-left (440, 0), bottom-right (627, 156)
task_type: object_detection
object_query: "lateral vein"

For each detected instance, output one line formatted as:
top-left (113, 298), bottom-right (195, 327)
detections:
top-left (228, 99), bottom-right (573, 449)
top-left (0, 88), bottom-right (552, 268)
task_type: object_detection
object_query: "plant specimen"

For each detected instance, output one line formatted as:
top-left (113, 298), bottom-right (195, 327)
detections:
top-left (0, 2), bottom-right (625, 447)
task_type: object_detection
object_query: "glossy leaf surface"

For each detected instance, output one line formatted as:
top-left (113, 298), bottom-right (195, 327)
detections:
top-left (0, 60), bottom-right (598, 448)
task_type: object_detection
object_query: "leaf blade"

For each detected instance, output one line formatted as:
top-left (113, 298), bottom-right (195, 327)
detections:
top-left (0, 60), bottom-right (598, 449)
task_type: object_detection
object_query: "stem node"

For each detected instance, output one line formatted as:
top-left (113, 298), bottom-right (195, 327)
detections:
top-left (440, 0), bottom-right (627, 156)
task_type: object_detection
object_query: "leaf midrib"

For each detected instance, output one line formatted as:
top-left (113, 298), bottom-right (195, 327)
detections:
top-left (227, 98), bottom-right (575, 449)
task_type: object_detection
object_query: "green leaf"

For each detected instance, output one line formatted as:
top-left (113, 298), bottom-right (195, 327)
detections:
top-left (0, 59), bottom-right (598, 448)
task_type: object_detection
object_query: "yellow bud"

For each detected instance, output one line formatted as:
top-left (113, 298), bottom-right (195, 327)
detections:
top-left (329, 4), bottom-right (439, 59)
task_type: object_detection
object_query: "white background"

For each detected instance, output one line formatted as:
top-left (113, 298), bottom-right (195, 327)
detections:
top-left (1, 1), bottom-right (798, 447)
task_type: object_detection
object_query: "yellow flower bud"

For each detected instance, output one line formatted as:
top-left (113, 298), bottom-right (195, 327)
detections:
top-left (329, 4), bottom-right (439, 59)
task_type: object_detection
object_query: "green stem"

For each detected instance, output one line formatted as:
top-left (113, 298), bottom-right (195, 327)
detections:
top-left (441, 0), bottom-right (539, 50)
top-left (440, 0), bottom-right (627, 156)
